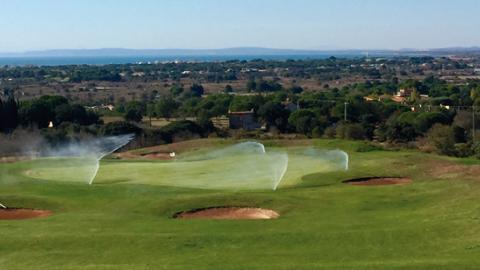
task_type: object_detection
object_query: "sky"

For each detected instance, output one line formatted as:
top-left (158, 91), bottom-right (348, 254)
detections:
top-left (0, 0), bottom-right (479, 52)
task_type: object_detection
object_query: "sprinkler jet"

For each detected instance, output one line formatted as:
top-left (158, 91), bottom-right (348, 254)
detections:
top-left (0, 203), bottom-right (6, 209)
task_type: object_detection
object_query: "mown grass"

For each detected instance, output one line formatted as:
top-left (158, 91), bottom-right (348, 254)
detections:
top-left (1, 139), bottom-right (480, 269)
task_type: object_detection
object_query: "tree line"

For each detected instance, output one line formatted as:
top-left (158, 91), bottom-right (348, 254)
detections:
top-left (1, 74), bottom-right (479, 158)
top-left (0, 95), bottom-right (99, 133)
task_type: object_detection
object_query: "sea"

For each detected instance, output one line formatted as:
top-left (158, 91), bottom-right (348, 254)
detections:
top-left (0, 54), bottom-right (365, 67)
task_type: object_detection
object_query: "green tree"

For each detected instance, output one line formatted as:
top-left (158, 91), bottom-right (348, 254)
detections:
top-left (246, 80), bottom-right (257, 91)
top-left (258, 101), bottom-right (290, 132)
top-left (224, 84), bottom-right (234, 93)
top-left (427, 124), bottom-right (456, 156)
top-left (336, 123), bottom-right (366, 140)
top-left (384, 112), bottom-right (419, 142)
top-left (125, 110), bottom-right (143, 123)
top-left (190, 84), bottom-right (204, 97)
top-left (288, 109), bottom-right (317, 135)
top-left (414, 112), bottom-right (450, 134)
top-left (0, 98), bottom-right (3, 132)
top-left (2, 96), bottom-right (18, 132)
top-left (18, 96), bottom-right (68, 128)
top-left (156, 97), bottom-right (179, 119)
top-left (124, 101), bottom-right (145, 123)
top-left (102, 121), bottom-right (142, 136)
top-left (170, 85), bottom-right (184, 97)
top-left (289, 86), bottom-right (304, 94)
top-left (54, 104), bottom-right (74, 124)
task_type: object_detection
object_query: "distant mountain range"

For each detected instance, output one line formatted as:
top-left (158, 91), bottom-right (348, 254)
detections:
top-left (1, 47), bottom-right (480, 58)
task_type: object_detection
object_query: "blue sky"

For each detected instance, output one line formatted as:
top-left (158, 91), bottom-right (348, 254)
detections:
top-left (1, 0), bottom-right (479, 52)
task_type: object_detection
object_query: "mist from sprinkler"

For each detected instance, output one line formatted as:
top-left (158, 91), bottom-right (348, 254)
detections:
top-left (171, 142), bottom-right (348, 190)
top-left (23, 138), bottom-right (349, 191)
top-left (173, 141), bottom-right (286, 190)
top-left (301, 148), bottom-right (349, 171)
top-left (39, 134), bottom-right (134, 185)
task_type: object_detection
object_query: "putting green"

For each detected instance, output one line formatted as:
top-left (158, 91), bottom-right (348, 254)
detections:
top-left (22, 146), bottom-right (346, 190)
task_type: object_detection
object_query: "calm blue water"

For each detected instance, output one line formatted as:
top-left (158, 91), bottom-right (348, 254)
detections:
top-left (0, 54), bottom-right (363, 66)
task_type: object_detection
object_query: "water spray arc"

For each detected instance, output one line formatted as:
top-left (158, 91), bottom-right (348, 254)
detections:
top-left (171, 142), bottom-right (348, 191)
top-left (87, 134), bottom-right (135, 185)
top-left (272, 154), bottom-right (289, 190)
top-left (25, 139), bottom-right (350, 191)
top-left (341, 151), bottom-right (349, 170)
top-left (39, 134), bottom-right (135, 185)
top-left (172, 141), bottom-right (286, 190)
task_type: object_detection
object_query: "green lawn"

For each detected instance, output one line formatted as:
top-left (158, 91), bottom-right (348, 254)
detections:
top-left (1, 139), bottom-right (480, 269)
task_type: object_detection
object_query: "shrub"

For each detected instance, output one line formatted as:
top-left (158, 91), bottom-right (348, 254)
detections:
top-left (124, 109), bottom-right (143, 123)
top-left (454, 143), bottom-right (473, 158)
top-left (311, 127), bottom-right (323, 138)
top-left (288, 109), bottom-right (317, 135)
top-left (473, 143), bottom-right (480, 159)
top-left (427, 124), bottom-right (456, 156)
top-left (102, 121), bottom-right (142, 136)
top-left (323, 126), bottom-right (336, 139)
top-left (356, 143), bottom-right (383, 152)
top-left (161, 120), bottom-right (205, 143)
top-left (336, 123), bottom-right (365, 140)
top-left (344, 123), bottom-right (366, 140)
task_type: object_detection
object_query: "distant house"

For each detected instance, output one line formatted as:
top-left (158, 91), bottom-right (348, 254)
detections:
top-left (396, 88), bottom-right (414, 98)
top-left (132, 72), bottom-right (145, 77)
top-left (228, 110), bottom-right (261, 131)
top-left (365, 94), bottom-right (392, 102)
top-left (104, 104), bottom-right (115, 111)
top-left (475, 68), bottom-right (480, 74)
top-left (363, 96), bottom-right (377, 102)
top-left (86, 104), bottom-right (115, 111)
top-left (440, 104), bottom-right (451, 110)
top-left (392, 88), bottom-right (414, 103)
top-left (210, 116), bottom-right (229, 130)
top-left (391, 96), bottom-right (406, 103)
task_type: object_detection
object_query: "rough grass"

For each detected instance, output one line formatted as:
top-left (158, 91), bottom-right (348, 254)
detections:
top-left (1, 139), bottom-right (480, 269)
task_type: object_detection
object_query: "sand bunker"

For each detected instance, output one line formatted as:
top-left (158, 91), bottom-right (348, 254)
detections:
top-left (0, 208), bottom-right (52, 220)
top-left (344, 177), bottom-right (412, 186)
top-left (0, 156), bottom-right (31, 163)
top-left (175, 207), bottom-right (280, 220)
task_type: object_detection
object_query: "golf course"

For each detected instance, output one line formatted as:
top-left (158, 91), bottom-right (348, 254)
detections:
top-left (1, 138), bottom-right (480, 269)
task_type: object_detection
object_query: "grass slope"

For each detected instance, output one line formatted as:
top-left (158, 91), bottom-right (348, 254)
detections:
top-left (1, 139), bottom-right (480, 270)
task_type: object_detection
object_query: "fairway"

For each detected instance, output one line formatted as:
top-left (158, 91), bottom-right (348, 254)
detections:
top-left (1, 139), bottom-right (480, 269)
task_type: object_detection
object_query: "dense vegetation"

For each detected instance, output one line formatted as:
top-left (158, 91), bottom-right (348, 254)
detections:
top-left (1, 57), bottom-right (479, 158)
top-left (0, 56), bottom-right (476, 84)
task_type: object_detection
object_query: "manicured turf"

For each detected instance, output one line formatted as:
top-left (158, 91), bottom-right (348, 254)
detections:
top-left (23, 144), bottom-right (345, 190)
top-left (1, 139), bottom-right (480, 269)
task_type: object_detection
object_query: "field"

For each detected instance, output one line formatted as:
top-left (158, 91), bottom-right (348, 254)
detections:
top-left (1, 139), bottom-right (480, 269)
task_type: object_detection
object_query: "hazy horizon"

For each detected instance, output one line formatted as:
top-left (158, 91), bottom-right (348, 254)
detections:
top-left (2, 46), bottom-right (480, 55)
top-left (1, 0), bottom-right (479, 53)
